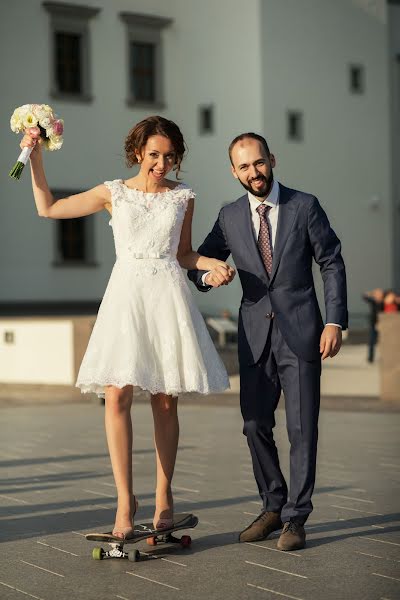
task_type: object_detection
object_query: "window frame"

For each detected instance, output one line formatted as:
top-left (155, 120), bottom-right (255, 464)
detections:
top-left (119, 12), bottom-right (173, 109)
top-left (42, 1), bottom-right (100, 103)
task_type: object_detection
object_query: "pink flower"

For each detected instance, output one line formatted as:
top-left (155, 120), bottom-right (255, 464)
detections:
top-left (52, 119), bottom-right (64, 136)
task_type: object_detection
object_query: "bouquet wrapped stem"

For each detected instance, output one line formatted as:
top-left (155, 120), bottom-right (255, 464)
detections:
top-left (9, 146), bottom-right (34, 180)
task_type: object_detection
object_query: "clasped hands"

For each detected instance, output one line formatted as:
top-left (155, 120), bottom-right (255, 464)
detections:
top-left (204, 260), bottom-right (236, 288)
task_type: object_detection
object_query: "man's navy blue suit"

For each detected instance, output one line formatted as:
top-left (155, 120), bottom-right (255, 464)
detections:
top-left (188, 183), bottom-right (348, 523)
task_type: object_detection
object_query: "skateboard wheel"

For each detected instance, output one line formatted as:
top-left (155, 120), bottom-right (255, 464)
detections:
top-left (92, 547), bottom-right (104, 560)
top-left (147, 536), bottom-right (157, 546)
top-left (128, 549), bottom-right (140, 562)
top-left (180, 535), bottom-right (191, 548)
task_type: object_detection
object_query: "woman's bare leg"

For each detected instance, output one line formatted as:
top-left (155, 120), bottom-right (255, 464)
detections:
top-left (104, 385), bottom-right (135, 535)
top-left (151, 393), bottom-right (179, 527)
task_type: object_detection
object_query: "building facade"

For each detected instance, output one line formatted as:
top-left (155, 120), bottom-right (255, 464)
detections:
top-left (0, 0), bottom-right (398, 326)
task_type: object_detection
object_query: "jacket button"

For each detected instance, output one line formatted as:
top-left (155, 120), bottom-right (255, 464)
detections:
top-left (266, 312), bottom-right (273, 319)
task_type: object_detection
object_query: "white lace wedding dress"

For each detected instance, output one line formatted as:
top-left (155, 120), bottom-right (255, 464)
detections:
top-left (76, 179), bottom-right (229, 398)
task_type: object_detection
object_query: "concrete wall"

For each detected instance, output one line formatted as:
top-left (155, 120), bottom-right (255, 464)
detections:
top-left (0, 0), bottom-right (262, 318)
top-left (260, 0), bottom-right (392, 323)
top-left (0, 0), bottom-right (394, 327)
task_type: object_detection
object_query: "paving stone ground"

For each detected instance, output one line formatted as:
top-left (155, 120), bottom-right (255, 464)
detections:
top-left (0, 400), bottom-right (399, 600)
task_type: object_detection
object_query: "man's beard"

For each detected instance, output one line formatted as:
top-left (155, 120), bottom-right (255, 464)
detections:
top-left (238, 171), bottom-right (274, 198)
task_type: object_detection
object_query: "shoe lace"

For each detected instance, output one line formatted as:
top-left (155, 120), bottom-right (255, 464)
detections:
top-left (284, 521), bottom-right (300, 534)
top-left (255, 511), bottom-right (272, 524)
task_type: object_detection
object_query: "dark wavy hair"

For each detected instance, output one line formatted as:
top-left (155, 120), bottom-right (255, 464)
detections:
top-left (228, 132), bottom-right (270, 164)
top-left (124, 116), bottom-right (186, 178)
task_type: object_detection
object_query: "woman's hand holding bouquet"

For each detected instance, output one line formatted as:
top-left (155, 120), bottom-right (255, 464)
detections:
top-left (9, 104), bottom-right (63, 179)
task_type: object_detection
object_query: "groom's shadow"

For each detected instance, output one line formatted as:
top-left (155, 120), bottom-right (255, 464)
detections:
top-left (183, 513), bottom-right (400, 556)
top-left (302, 512), bottom-right (400, 549)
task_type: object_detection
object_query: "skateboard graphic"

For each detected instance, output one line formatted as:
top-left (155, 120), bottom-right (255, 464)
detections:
top-left (85, 513), bottom-right (198, 562)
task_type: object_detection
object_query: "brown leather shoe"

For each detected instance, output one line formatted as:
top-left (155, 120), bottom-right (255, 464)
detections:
top-left (277, 521), bottom-right (306, 551)
top-left (239, 511), bottom-right (282, 543)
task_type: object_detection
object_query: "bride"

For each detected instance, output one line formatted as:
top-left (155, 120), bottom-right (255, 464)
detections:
top-left (21, 115), bottom-right (235, 538)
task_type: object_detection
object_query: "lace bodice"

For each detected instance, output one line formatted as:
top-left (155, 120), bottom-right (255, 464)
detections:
top-left (104, 179), bottom-right (194, 260)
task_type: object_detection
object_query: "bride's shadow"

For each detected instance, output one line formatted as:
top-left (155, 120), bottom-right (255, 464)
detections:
top-left (136, 530), bottom-right (239, 560)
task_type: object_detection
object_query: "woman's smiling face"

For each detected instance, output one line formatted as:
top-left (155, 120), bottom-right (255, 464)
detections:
top-left (136, 135), bottom-right (177, 182)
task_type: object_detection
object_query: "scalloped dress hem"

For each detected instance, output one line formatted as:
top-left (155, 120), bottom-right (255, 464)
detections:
top-left (77, 380), bottom-right (230, 399)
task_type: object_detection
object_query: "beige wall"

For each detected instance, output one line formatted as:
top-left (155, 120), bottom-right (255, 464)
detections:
top-left (0, 319), bottom-right (75, 384)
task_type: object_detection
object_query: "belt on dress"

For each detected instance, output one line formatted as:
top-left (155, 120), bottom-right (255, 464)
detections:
top-left (117, 252), bottom-right (171, 260)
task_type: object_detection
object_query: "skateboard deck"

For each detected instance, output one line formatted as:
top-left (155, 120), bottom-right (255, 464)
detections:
top-left (86, 513), bottom-right (198, 561)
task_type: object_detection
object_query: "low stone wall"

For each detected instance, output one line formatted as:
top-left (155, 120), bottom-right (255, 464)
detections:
top-left (378, 313), bottom-right (400, 402)
top-left (0, 316), bottom-right (96, 400)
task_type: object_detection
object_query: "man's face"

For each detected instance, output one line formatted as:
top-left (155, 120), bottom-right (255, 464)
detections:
top-left (230, 139), bottom-right (276, 198)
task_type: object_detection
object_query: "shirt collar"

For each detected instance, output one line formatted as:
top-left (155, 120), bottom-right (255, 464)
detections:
top-left (248, 179), bottom-right (280, 209)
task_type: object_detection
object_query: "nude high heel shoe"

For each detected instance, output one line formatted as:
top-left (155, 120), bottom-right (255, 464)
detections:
top-left (154, 517), bottom-right (174, 531)
top-left (112, 495), bottom-right (139, 540)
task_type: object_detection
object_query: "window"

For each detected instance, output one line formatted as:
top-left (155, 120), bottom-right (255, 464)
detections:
top-left (52, 190), bottom-right (96, 266)
top-left (43, 2), bottom-right (100, 102)
top-left (4, 332), bottom-right (15, 344)
top-left (287, 111), bottom-right (304, 142)
top-left (55, 32), bottom-right (82, 93)
top-left (130, 42), bottom-right (156, 102)
top-left (199, 105), bottom-right (215, 134)
top-left (349, 64), bottom-right (365, 94)
top-left (120, 12), bottom-right (173, 107)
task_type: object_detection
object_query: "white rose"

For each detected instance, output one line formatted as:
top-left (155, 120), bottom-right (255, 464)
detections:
top-left (40, 117), bottom-right (51, 129)
top-left (10, 111), bottom-right (23, 132)
top-left (22, 112), bottom-right (38, 128)
top-left (48, 135), bottom-right (63, 151)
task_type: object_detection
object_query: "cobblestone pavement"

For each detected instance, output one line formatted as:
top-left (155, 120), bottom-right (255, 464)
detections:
top-left (0, 401), bottom-right (399, 600)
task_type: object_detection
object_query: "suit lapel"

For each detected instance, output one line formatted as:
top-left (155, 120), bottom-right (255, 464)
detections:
top-left (231, 185), bottom-right (299, 283)
top-left (270, 184), bottom-right (299, 281)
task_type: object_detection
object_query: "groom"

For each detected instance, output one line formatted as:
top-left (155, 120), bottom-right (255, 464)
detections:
top-left (188, 133), bottom-right (347, 551)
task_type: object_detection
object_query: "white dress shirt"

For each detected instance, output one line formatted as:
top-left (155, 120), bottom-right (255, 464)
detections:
top-left (201, 179), bottom-right (340, 328)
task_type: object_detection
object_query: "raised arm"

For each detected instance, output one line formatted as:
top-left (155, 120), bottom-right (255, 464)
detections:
top-left (21, 129), bottom-right (109, 219)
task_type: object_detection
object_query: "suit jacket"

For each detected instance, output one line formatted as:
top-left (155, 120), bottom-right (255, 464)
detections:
top-left (188, 183), bottom-right (348, 365)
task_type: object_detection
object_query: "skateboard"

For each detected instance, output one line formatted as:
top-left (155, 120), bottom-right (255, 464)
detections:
top-left (85, 513), bottom-right (198, 562)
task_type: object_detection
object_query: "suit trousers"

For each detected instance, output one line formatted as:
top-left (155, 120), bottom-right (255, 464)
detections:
top-left (239, 319), bottom-right (321, 523)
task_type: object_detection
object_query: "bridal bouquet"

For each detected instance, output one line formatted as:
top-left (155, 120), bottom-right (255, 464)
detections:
top-left (9, 103), bottom-right (64, 179)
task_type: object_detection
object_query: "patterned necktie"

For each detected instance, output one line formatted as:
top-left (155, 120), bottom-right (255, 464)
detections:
top-left (256, 204), bottom-right (273, 275)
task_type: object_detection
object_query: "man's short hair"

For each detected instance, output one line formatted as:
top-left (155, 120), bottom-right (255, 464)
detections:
top-left (228, 133), bottom-right (270, 164)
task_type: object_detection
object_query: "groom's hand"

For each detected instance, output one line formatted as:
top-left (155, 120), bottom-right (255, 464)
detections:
top-left (320, 325), bottom-right (342, 360)
top-left (205, 265), bottom-right (236, 287)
